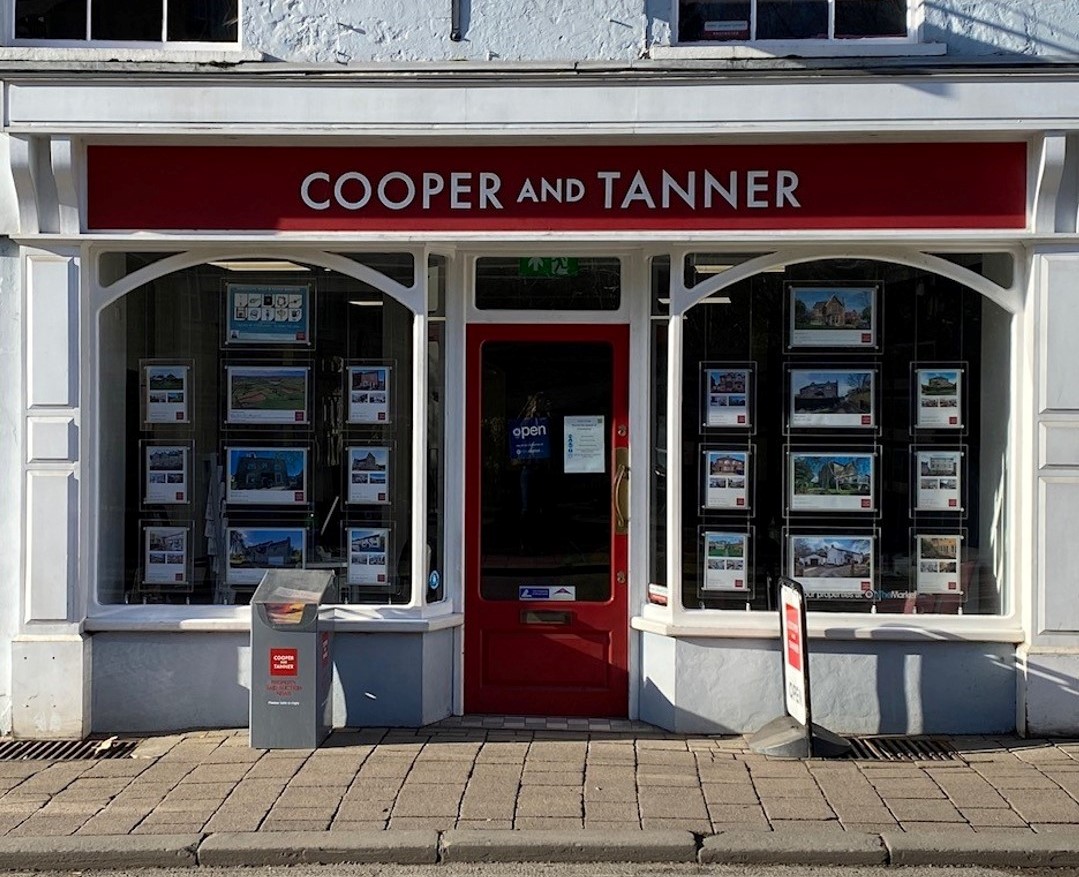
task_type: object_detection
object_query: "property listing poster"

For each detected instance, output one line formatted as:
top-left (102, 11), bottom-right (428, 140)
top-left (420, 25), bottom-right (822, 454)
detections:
top-left (347, 446), bottom-right (390, 504)
top-left (226, 527), bottom-right (305, 586)
top-left (915, 533), bottom-right (963, 595)
top-left (789, 369), bottom-right (874, 429)
top-left (143, 526), bottom-right (189, 585)
top-left (915, 450), bottom-right (962, 511)
top-left (226, 366), bottom-right (309, 424)
top-left (916, 368), bottom-right (963, 429)
top-left (144, 364), bottom-right (189, 424)
top-left (226, 284), bottom-right (310, 345)
top-left (145, 445), bottom-right (188, 504)
top-left (348, 527), bottom-right (390, 586)
top-left (702, 449), bottom-right (750, 510)
top-left (348, 365), bottom-right (391, 424)
top-left (703, 368), bottom-right (750, 428)
top-left (789, 286), bottom-right (876, 349)
top-left (789, 534), bottom-right (874, 598)
top-left (701, 531), bottom-right (749, 592)
top-left (789, 452), bottom-right (875, 513)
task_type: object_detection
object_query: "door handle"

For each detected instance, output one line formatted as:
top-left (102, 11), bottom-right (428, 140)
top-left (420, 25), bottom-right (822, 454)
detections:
top-left (613, 447), bottom-right (630, 535)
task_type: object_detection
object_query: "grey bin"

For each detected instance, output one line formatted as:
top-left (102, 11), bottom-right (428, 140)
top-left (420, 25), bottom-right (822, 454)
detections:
top-left (249, 569), bottom-right (335, 749)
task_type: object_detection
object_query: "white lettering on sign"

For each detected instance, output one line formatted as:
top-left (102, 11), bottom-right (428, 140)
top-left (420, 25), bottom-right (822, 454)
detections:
top-left (299, 169), bottom-right (801, 212)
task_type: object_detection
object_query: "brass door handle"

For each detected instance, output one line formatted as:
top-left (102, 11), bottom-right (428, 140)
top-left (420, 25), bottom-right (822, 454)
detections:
top-left (613, 447), bottom-right (630, 534)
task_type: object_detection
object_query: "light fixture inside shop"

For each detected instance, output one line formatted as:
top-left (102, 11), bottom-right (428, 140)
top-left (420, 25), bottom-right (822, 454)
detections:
top-left (348, 300), bottom-right (384, 307)
top-left (208, 260), bottom-right (311, 272)
top-left (658, 296), bottom-right (732, 305)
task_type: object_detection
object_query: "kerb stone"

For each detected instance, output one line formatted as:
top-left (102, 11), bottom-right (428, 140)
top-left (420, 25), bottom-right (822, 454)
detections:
top-left (440, 829), bottom-right (698, 863)
top-left (197, 830), bottom-right (438, 865)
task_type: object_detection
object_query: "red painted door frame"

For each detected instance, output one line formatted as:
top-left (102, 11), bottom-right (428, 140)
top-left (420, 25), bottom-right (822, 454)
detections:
top-left (464, 323), bottom-right (630, 717)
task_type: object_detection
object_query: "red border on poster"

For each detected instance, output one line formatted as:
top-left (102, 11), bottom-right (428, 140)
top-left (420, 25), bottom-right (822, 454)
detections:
top-left (87, 142), bottom-right (1027, 232)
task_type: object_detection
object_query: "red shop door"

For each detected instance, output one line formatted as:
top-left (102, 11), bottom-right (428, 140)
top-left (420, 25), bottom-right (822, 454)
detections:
top-left (464, 324), bottom-right (630, 717)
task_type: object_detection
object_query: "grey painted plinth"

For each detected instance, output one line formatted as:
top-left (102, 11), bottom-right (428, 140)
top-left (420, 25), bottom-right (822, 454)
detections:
top-left (0, 834), bottom-right (201, 870)
top-left (441, 830), bottom-right (698, 863)
top-left (198, 831), bottom-right (438, 866)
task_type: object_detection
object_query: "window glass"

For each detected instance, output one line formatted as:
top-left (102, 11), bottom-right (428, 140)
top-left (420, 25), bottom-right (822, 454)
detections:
top-left (92, 2), bottom-right (161, 41)
top-left (426, 257), bottom-right (447, 604)
top-left (757, 0), bottom-right (828, 40)
top-left (679, 0), bottom-right (751, 41)
top-left (15, 0), bottom-right (85, 39)
top-left (650, 258), bottom-right (669, 589)
top-left (168, 0), bottom-right (238, 41)
top-left (835, 0), bottom-right (906, 37)
top-left (475, 257), bottom-right (621, 311)
top-left (98, 256), bottom-right (416, 607)
top-left (680, 257), bottom-right (1008, 616)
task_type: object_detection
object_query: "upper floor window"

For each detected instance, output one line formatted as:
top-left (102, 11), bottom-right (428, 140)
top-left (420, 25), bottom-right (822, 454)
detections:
top-left (678, 0), bottom-right (908, 43)
top-left (15, 0), bottom-right (238, 43)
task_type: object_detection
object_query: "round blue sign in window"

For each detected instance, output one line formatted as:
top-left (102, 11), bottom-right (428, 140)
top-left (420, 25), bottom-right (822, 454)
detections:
top-left (428, 570), bottom-right (441, 590)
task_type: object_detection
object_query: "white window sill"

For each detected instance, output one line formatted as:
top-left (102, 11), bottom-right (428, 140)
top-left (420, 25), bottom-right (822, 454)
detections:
top-left (652, 41), bottom-right (946, 60)
top-left (0, 45), bottom-right (261, 63)
top-left (631, 614), bottom-right (1025, 643)
top-left (85, 604), bottom-right (462, 633)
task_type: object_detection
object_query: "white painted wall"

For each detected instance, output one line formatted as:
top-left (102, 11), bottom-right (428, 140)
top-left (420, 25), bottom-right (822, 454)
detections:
top-left (236, 0), bottom-right (1079, 63)
top-left (0, 241), bottom-right (20, 735)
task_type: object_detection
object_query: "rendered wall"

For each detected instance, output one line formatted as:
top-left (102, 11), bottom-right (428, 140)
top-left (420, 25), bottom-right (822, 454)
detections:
top-left (91, 629), bottom-right (454, 732)
top-left (640, 633), bottom-right (1017, 735)
top-left (241, 0), bottom-right (1079, 63)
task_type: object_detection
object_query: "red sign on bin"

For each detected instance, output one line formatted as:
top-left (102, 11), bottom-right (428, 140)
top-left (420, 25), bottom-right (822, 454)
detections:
top-left (270, 648), bottom-right (298, 677)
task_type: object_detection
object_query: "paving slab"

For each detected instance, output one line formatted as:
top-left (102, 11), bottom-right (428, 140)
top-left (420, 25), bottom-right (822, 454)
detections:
top-left (882, 829), bottom-right (1079, 866)
top-left (441, 828), bottom-right (697, 863)
top-left (699, 828), bottom-right (887, 865)
top-left (197, 829), bottom-right (438, 865)
top-left (0, 833), bottom-right (201, 869)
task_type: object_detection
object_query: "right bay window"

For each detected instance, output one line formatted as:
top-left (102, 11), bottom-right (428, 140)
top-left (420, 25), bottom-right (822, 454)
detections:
top-left (673, 255), bottom-right (1011, 616)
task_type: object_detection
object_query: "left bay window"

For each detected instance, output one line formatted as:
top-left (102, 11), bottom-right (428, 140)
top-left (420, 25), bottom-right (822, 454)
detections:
top-left (95, 254), bottom-right (431, 607)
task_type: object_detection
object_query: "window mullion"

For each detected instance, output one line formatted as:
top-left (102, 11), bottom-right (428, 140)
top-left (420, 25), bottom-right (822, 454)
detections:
top-left (161, 0), bottom-right (168, 41)
top-left (750, 0), bottom-right (758, 41)
top-left (828, 0), bottom-right (836, 39)
top-left (84, 0), bottom-right (91, 39)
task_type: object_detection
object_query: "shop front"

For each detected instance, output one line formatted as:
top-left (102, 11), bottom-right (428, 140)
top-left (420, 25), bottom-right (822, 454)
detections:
top-left (4, 68), bottom-right (1078, 739)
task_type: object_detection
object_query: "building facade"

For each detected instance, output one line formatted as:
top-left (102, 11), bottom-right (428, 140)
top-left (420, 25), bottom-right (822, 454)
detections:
top-left (3, 0), bottom-right (1079, 738)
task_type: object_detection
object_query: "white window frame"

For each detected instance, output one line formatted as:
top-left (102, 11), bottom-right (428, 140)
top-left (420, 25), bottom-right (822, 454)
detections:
top-left (663, 0), bottom-right (944, 58)
top-left (10, 0), bottom-right (242, 48)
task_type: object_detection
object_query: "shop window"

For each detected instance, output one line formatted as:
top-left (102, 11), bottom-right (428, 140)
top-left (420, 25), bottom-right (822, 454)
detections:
top-left (650, 257), bottom-right (670, 594)
top-left (15, 0), bottom-right (238, 43)
top-left (677, 0), bottom-right (908, 43)
top-left (426, 256), bottom-right (447, 604)
top-left (680, 257), bottom-right (1008, 616)
top-left (97, 255), bottom-right (416, 607)
top-left (475, 257), bottom-right (621, 311)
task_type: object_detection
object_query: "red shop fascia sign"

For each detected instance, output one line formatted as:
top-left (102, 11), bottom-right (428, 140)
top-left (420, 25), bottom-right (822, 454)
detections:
top-left (86, 142), bottom-right (1028, 233)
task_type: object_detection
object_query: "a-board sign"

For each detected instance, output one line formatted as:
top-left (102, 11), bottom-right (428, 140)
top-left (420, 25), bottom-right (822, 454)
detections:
top-left (780, 577), bottom-right (811, 729)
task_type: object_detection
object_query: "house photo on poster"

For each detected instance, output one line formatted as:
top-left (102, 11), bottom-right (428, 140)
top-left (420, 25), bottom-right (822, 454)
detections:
top-left (789, 451), bottom-right (875, 512)
top-left (789, 286), bottom-right (877, 349)
top-left (701, 531), bottom-right (749, 593)
top-left (914, 449), bottom-right (963, 511)
top-left (348, 527), bottom-right (390, 586)
top-left (702, 366), bottom-right (751, 428)
top-left (915, 533), bottom-right (963, 596)
top-left (702, 448), bottom-right (750, 510)
top-left (226, 527), bottom-right (306, 585)
top-left (789, 368), bottom-right (875, 429)
top-left (226, 366), bottom-right (309, 425)
top-left (226, 447), bottom-right (308, 505)
top-left (347, 365), bottom-right (391, 424)
top-left (144, 363), bottom-right (190, 424)
top-left (916, 367), bottom-right (964, 429)
top-left (226, 284), bottom-right (311, 345)
top-left (347, 446), bottom-right (391, 505)
top-left (143, 525), bottom-right (189, 586)
top-left (789, 534), bottom-right (874, 597)
top-left (144, 444), bottom-right (188, 505)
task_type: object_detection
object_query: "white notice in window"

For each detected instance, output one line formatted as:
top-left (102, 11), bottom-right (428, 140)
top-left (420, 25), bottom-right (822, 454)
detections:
top-left (563, 415), bottom-right (606, 474)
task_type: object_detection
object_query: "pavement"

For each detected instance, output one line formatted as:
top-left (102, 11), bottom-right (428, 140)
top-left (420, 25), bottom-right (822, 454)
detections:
top-left (1, 720), bottom-right (1079, 869)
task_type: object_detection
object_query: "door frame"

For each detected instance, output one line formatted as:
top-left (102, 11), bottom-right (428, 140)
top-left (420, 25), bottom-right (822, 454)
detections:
top-left (464, 322), bottom-right (631, 715)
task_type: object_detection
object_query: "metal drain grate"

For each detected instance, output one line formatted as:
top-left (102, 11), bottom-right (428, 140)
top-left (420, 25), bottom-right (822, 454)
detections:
top-left (0, 737), bottom-right (138, 762)
top-left (846, 736), bottom-right (963, 762)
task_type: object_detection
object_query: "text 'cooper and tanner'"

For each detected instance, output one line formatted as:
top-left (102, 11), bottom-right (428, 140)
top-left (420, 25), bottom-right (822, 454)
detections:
top-left (300, 169), bottom-right (802, 212)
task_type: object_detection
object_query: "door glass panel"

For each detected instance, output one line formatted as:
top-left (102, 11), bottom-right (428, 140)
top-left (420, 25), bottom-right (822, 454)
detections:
top-left (475, 258), bottom-right (621, 310)
top-left (480, 342), bottom-right (613, 602)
